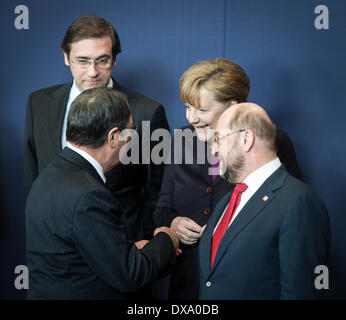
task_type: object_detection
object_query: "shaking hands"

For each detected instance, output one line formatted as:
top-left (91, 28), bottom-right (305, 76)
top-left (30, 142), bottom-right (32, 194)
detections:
top-left (135, 217), bottom-right (206, 254)
top-left (154, 226), bottom-right (182, 256)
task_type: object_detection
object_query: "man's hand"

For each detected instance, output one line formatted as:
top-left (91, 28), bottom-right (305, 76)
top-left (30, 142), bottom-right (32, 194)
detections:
top-left (154, 226), bottom-right (182, 256)
top-left (135, 240), bottom-right (149, 249)
top-left (171, 217), bottom-right (204, 245)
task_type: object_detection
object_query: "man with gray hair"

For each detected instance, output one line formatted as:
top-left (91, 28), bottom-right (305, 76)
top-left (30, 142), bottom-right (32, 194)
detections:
top-left (199, 103), bottom-right (330, 299)
top-left (25, 88), bottom-right (178, 300)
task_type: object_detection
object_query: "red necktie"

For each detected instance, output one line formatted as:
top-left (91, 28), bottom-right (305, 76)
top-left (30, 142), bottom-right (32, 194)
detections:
top-left (211, 183), bottom-right (248, 269)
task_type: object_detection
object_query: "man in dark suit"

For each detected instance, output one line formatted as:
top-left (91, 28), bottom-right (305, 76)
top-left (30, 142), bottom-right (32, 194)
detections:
top-left (25, 87), bottom-right (179, 299)
top-left (24, 14), bottom-right (169, 241)
top-left (199, 103), bottom-right (330, 299)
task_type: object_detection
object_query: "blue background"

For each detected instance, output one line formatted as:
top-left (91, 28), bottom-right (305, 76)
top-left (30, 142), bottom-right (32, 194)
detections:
top-left (1, 0), bottom-right (345, 299)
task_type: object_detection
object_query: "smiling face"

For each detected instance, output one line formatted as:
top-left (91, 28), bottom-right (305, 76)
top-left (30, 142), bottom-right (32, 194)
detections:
top-left (63, 37), bottom-right (115, 92)
top-left (185, 87), bottom-right (230, 142)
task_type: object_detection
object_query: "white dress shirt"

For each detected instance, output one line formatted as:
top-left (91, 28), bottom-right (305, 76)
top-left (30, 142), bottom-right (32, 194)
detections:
top-left (213, 157), bottom-right (282, 234)
top-left (61, 78), bottom-right (113, 148)
top-left (66, 142), bottom-right (106, 183)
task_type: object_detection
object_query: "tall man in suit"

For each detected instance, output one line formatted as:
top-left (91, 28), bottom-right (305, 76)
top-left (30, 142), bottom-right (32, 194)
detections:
top-left (24, 15), bottom-right (170, 241)
top-left (25, 87), bottom-right (179, 299)
top-left (199, 103), bottom-right (330, 299)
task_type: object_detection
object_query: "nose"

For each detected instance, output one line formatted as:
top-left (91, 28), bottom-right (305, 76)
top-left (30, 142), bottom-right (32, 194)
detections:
top-left (87, 63), bottom-right (99, 77)
top-left (187, 108), bottom-right (199, 124)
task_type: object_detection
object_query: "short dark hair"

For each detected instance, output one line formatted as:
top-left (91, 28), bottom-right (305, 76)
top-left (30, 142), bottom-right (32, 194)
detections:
top-left (66, 88), bottom-right (130, 148)
top-left (61, 15), bottom-right (121, 61)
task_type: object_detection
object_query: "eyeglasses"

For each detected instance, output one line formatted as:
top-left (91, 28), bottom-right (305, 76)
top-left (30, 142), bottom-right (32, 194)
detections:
top-left (70, 57), bottom-right (112, 69)
top-left (214, 129), bottom-right (245, 144)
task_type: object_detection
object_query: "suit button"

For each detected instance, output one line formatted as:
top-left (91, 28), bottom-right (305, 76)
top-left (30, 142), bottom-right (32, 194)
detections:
top-left (206, 186), bottom-right (212, 194)
top-left (206, 281), bottom-right (211, 287)
top-left (204, 208), bottom-right (211, 216)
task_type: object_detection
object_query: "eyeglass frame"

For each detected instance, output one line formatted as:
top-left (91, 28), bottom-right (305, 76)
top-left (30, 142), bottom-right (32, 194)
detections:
top-left (213, 129), bottom-right (246, 145)
top-left (70, 56), bottom-right (113, 70)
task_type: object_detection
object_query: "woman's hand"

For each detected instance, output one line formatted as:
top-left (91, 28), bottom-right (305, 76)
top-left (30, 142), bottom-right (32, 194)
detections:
top-left (171, 217), bottom-right (205, 245)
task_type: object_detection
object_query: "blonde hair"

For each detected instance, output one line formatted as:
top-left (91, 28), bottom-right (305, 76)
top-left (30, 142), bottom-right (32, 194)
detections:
top-left (179, 58), bottom-right (250, 107)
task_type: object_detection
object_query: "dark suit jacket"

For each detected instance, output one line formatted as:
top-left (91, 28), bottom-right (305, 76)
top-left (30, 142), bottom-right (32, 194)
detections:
top-left (153, 125), bottom-right (302, 299)
top-left (24, 79), bottom-right (170, 240)
top-left (25, 147), bottom-right (176, 300)
top-left (199, 165), bottom-right (330, 300)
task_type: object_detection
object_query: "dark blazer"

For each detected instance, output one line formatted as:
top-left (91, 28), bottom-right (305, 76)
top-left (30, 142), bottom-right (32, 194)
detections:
top-left (199, 165), bottom-right (330, 300)
top-left (25, 147), bottom-right (176, 300)
top-left (24, 79), bottom-right (170, 240)
top-left (153, 125), bottom-right (302, 299)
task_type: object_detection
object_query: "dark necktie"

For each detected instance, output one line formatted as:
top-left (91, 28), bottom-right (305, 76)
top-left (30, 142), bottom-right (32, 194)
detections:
top-left (210, 183), bottom-right (248, 268)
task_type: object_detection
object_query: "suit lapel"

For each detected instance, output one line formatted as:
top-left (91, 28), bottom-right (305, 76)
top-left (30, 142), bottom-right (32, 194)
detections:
top-left (212, 175), bottom-right (224, 187)
top-left (180, 126), bottom-right (213, 185)
top-left (112, 78), bottom-right (121, 91)
top-left (50, 83), bottom-right (72, 154)
top-left (199, 192), bottom-right (231, 281)
top-left (210, 189), bottom-right (275, 274)
top-left (207, 165), bottom-right (288, 277)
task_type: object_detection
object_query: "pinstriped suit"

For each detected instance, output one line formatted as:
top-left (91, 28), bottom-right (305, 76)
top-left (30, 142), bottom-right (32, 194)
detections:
top-left (25, 147), bottom-right (175, 299)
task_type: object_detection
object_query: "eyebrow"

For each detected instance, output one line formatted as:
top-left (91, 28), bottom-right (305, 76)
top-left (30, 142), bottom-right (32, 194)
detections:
top-left (185, 103), bottom-right (206, 110)
top-left (74, 54), bottom-right (111, 60)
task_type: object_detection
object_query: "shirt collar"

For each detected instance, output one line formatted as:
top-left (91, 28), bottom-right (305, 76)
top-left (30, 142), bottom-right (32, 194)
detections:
top-left (66, 142), bottom-right (106, 183)
top-left (70, 78), bottom-right (113, 101)
top-left (243, 157), bottom-right (281, 193)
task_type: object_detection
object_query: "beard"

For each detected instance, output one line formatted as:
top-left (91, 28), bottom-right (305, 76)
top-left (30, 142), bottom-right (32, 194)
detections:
top-left (219, 140), bottom-right (245, 184)
top-left (223, 153), bottom-right (245, 184)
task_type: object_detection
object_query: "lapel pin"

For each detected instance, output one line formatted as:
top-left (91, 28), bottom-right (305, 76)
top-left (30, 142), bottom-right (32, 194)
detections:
top-left (262, 195), bottom-right (269, 202)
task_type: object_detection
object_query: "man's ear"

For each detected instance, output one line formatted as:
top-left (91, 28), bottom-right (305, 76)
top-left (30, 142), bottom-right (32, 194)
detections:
top-left (243, 129), bottom-right (255, 152)
top-left (63, 52), bottom-right (70, 66)
top-left (107, 127), bottom-right (119, 148)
